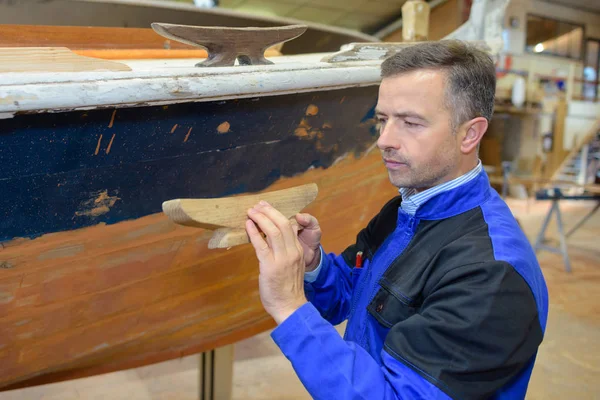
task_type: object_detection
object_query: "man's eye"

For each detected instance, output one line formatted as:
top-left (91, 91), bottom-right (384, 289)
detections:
top-left (405, 121), bottom-right (419, 128)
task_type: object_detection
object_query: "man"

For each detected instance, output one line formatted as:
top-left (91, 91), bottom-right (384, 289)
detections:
top-left (244, 40), bottom-right (548, 399)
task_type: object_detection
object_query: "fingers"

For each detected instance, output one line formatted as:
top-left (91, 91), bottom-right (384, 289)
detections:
top-left (289, 218), bottom-right (300, 235)
top-left (245, 219), bottom-right (271, 262)
top-left (247, 207), bottom-right (287, 254)
top-left (253, 201), bottom-right (299, 250)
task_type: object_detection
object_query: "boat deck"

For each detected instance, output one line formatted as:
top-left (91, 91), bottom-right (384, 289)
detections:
top-left (0, 52), bottom-right (382, 116)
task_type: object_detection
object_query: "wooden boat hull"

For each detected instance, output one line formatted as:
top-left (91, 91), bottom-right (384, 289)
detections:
top-left (0, 0), bottom-right (508, 389)
top-left (0, 86), bottom-right (397, 389)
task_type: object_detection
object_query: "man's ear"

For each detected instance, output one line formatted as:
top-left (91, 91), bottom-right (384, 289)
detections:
top-left (461, 117), bottom-right (488, 154)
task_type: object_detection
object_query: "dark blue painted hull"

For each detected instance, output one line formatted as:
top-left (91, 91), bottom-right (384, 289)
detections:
top-left (0, 87), bottom-right (379, 242)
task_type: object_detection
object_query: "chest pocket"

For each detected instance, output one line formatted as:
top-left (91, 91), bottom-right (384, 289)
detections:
top-left (367, 284), bottom-right (420, 328)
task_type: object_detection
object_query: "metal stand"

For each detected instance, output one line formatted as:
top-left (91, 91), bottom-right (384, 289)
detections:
top-left (533, 198), bottom-right (572, 272)
top-left (198, 345), bottom-right (234, 400)
top-left (566, 201), bottom-right (600, 238)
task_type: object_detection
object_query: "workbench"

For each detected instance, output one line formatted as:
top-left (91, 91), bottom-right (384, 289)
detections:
top-left (533, 187), bottom-right (600, 272)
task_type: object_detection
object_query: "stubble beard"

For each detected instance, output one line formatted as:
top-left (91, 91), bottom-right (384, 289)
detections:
top-left (386, 153), bottom-right (458, 191)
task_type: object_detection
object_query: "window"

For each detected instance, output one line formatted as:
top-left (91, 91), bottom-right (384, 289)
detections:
top-left (526, 15), bottom-right (584, 60)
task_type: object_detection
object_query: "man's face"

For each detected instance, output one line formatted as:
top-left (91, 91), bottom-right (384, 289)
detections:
top-left (375, 70), bottom-right (462, 191)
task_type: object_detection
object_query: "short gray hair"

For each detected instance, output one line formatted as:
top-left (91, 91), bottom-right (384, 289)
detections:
top-left (380, 40), bottom-right (496, 132)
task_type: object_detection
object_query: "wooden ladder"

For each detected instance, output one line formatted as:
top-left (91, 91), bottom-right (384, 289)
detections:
top-left (551, 119), bottom-right (600, 191)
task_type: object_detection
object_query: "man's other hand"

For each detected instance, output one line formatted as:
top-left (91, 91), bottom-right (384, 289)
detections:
top-left (295, 213), bottom-right (322, 272)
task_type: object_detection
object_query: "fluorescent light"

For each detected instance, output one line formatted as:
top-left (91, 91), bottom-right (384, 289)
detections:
top-left (534, 43), bottom-right (544, 53)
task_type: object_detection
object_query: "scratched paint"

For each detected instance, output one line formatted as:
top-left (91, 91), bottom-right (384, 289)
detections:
top-left (217, 121), bottom-right (230, 134)
top-left (100, 240), bottom-right (185, 269)
top-left (94, 134), bottom-right (102, 155)
top-left (305, 104), bottom-right (319, 116)
top-left (0, 292), bottom-right (15, 305)
top-left (294, 118), bottom-right (312, 139)
top-left (294, 114), bottom-right (343, 154)
top-left (0, 87), bottom-right (379, 241)
top-left (108, 110), bottom-right (117, 128)
top-left (124, 221), bottom-right (174, 240)
top-left (183, 127), bottom-right (192, 142)
top-left (93, 343), bottom-right (110, 351)
top-left (0, 276), bottom-right (21, 305)
top-left (37, 244), bottom-right (84, 261)
top-left (105, 134), bottom-right (116, 154)
top-left (74, 190), bottom-right (120, 218)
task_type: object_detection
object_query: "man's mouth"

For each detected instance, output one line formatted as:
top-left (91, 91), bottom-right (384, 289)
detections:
top-left (383, 158), bottom-right (408, 170)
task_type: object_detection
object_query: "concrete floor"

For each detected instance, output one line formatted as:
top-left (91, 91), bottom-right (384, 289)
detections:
top-left (1, 198), bottom-right (598, 399)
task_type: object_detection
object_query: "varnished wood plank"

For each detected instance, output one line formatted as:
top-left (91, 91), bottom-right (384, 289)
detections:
top-left (0, 47), bottom-right (130, 73)
top-left (73, 48), bottom-right (281, 60)
top-left (0, 24), bottom-right (192, 50)
top-left (0, 25), bottom-right (283, 61)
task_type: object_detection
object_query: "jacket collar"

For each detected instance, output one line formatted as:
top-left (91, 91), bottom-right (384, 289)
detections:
top-left (408, 167), bottom-right (492, 220)
top-left (399, 161), bottom-right (483, 215)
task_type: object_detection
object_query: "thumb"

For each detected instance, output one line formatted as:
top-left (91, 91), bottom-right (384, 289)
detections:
top-left (296, 213), bottom-right (319, 230)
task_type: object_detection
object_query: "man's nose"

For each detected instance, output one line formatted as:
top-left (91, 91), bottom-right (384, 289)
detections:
top-left (376, 121), bottom-right (399, 151)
